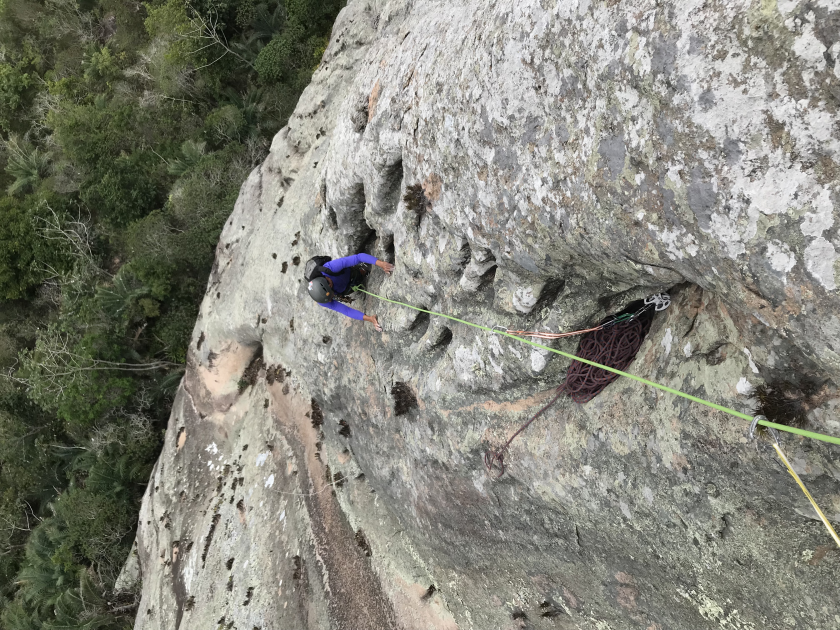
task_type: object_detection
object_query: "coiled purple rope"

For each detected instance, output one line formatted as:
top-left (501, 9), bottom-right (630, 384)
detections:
top-left (485, 315), bottom-right (653, 479)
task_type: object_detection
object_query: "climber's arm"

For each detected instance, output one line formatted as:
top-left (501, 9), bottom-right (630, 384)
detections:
top-left (323, 253), bottom-right (378, 273)
top-left (318, 301), bottom-right (382, 331)
top-left (319, 300), bottom-right (364, 320)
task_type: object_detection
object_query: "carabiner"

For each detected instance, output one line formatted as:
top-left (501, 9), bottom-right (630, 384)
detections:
top-left (644, 293), bottom-right (671, 311)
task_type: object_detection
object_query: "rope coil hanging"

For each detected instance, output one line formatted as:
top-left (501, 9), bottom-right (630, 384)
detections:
top-left (485, 305), bottom-right (655, 478)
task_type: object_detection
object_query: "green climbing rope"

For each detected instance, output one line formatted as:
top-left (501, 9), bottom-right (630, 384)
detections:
top-left (609, 312), bottom-right (634, 324)
top-left (353, 286), bottom-right (840, 447)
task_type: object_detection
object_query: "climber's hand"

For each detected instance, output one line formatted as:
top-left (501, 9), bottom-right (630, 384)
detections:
top-left (364, 314), bottom-right (383, 332)
top-left (376, 260), bottom-right (395, 275)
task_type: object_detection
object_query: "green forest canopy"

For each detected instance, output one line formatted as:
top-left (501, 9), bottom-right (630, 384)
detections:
top-left (0, 0), bottom-right (343, 626)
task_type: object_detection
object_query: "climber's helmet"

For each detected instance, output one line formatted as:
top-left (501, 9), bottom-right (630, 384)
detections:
top-left (308, 277), bottom-right (332, 303)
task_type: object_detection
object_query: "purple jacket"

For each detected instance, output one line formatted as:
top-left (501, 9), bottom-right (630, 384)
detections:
top-left (318, 253), bottom-right (378, 320)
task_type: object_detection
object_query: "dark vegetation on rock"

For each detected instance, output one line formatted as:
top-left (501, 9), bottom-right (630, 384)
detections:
top-left (265, 363), bottom-right (288, 385)
top-left (238, 348), bottom-right (264, 392)
top-left (402, 183), bottom-right (429, 227)
top-left (201, 513), bottom-right (222, 567)
top-left (538, 600), bottom-right (564, 618)
top-left (350, 93), bottom-right (369, 133)
top-left (337, 419), bottom-right (351, 437)
top-left (354, 529), bottom-right (372, 557)
top-left (0, 0), bottom-right (345, 626)
top-left (291, 555), bottom-right (302, 580)
top-left (309, 398), bottom-right (324, 428)
top-left (391, 381), bottom-right (418, 416)
top-left (752, 379), bottom-right (819, 428)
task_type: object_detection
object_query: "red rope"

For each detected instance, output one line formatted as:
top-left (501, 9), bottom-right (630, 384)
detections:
top-left (485, 315), bottom-right (652, 479)
top-left (564, 315), bottom-right (651, 403)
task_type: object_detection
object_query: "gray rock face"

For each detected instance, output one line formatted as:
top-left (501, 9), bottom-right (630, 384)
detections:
top-left (131, 1), bottom-right (840, 629)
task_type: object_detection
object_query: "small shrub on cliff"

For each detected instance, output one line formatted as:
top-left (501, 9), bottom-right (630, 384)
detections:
top-left (392, 382), bottom-right (418, 416)
top-left (403, 184), bottom-right (429, 227)
top-left (752, 379), bottom-right (819, 428)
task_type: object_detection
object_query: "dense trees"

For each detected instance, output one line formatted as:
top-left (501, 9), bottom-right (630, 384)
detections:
top-left (0, 0), bottom-right (344, 626)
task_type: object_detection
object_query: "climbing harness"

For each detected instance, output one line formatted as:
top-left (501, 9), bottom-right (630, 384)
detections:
top-left (749, 416), bottom-right (840, 549)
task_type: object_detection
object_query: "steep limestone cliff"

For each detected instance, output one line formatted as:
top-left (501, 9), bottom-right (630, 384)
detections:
top-left (128, 1), bottom-right (840, 629)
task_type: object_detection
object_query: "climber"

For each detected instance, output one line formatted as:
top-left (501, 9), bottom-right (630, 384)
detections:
top-left (306, 253), bottom-right (394, 331)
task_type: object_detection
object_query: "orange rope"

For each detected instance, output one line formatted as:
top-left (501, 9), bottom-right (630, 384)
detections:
top-left (505, 324), bottom-right (604, 339)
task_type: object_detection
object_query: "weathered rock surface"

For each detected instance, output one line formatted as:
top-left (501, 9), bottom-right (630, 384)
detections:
top-left (131, 1), bottom-right (840, 629)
